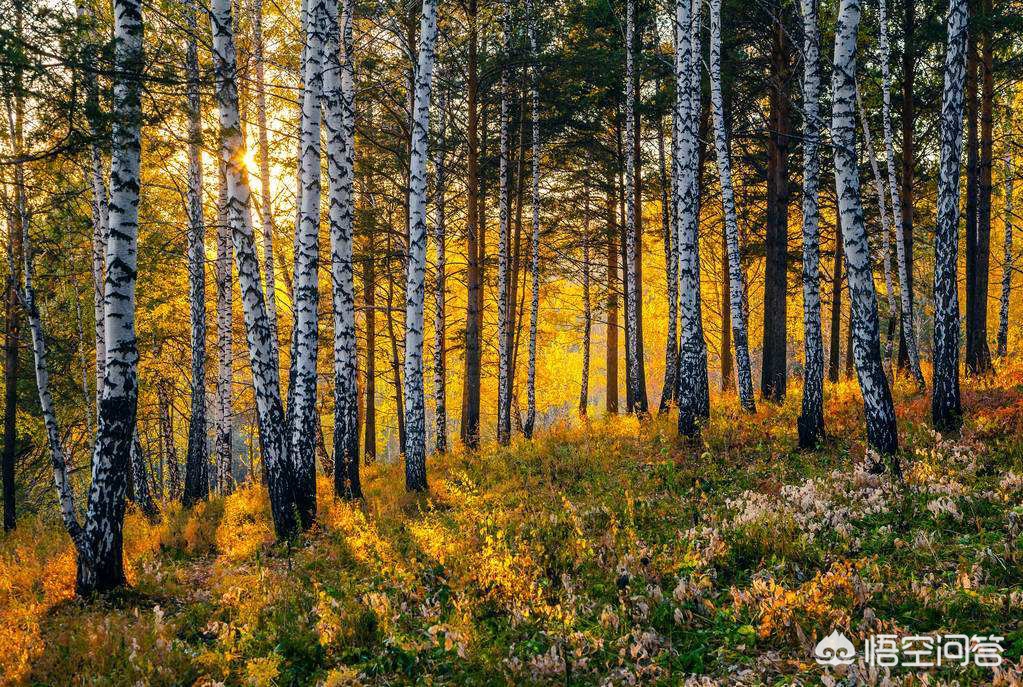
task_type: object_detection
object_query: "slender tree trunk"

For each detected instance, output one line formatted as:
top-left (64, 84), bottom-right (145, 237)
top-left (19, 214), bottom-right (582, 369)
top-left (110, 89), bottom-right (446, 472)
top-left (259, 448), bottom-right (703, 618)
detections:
top-left (855, 86), bottom-right (898, 364)
top-left (761, 0), bottom-right (791, 403)
top-left (183, 0), bottom-right (209, 507)
top-left (251, 0), bottom-right (279, 362)
top-left (831, 0), bottom-right (899, 461)
top-left (385, 240), bottom-right (405, 457)
top-left (364, 246), bottom-right (377, 462)
top-left (675, 0), bottom-right (707, 436)
top-left (898, 0), bottom-right (916, 371)
top-left (964, 16), bottom-right (981, 374)
top-left (580, 191), bottom-right (591, 416)
top-left (720, 230), bottom-right (733, 391)
top-left (496, 0), bottom-right (512, 446)
top-left (606, 172), bottom-right (619, 415)
top-left (461, 0), bottom-right (482, 450)
top-left (324, 0), bottom-right (360, 498)
top-left (974, 0), bottom-right (993, 373)
top-left (159, 381), bottom-right (180, 500)
top-left (658, 110), bottom-right (678, 412)
top-left (879, 0), bottom-right (924, 387)
top-left (211, 0), bottom-right (297, 537)
top-left (797, 0), bottom-right (824, 447)
top-left (622, 0), bottom-right (646, 415)
top-left (709, 0), bottom-right (755, 412)
top-left (403, 0), bottom-right (438, 490)
top-left (432, 90), bottom-right (447, 453)
top-left (932, 0), bottom-right (968, 432)
top-left (524, 0), bottom-right (541, 437)
top-left (213, 161), bottom-right (233, 496)
top-left (828, 220), bottom-right (843, 382)
top-left (998, 109), bottom-right (1014, 357)
top-left (2, 151), bottom-right (20, 533)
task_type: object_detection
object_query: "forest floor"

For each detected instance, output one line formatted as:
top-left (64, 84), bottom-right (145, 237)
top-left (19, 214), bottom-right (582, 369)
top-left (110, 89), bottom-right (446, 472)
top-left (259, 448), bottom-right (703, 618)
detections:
top-left (4, 368), bottom-right (1023, 686)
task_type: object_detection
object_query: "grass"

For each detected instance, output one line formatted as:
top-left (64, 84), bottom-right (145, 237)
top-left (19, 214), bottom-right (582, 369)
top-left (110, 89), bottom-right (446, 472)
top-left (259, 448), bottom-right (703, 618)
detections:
top-left (3, 370), bottom-right (1023, 685)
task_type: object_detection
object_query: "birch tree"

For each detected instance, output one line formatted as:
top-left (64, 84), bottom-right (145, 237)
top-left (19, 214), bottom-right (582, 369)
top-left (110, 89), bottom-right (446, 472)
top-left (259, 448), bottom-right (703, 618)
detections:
top-left (211, 0), bottom-right (297, 536)
top-left (622, 0), bottom-right (644, 415)
top-left (496, 0), bottom-right (511, 447)
top-left (290, 0), bottom-right (327, 527)
top-left (182, 0), bottom-right (208, 506)
top-left (831, 0), bottom-right (899, 461)
top-left (251, 0), bottom-right (279, 360)
top-left (432, 88), bottom-right (448, 453)
top-left (524, 0), bottom-right (541, 438)
top-left (675, 0), bottom-right (707, 436)
top-left (213, 161), bottom-right (233, 495)
top-left (878, 0), bottom-right (924, 387)
top-left (998, 109), bottom-right (1014, 358)
top-left (25, 0), bottom-right (146, 593)
top-left (403, 0), bottom-right (438, 492)
top-left (708, 0), bottom-right (755, 413)
top-left (324, 0), bottom-right (360, 498)
top-left (932, 0), bottom-right (968, 431)
top-left (580, 191), bottom-right (591, 416)
top-left (657, 109), bottom-right (677, 413)
top-left (796, 0), bottom-right (824, 448)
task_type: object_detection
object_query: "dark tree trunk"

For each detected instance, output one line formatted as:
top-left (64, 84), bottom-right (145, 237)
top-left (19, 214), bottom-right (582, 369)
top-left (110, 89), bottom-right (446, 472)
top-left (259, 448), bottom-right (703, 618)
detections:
top-left (761, 4), bottom-right (791, 403)
top-left (720, 228), bottom-right (734, 391)
top-left (364, 247), bottom-right (377, 462)
top-left (971, 0), bottom-right (994, 374)
top-left (828, 221), bottom-right (843, 383)
top-left (3, 202), bottom-right (19, 531)
top-left (461, 0), bottom-right (482, 450)
top-left (385, 236), bottom-right (406, 457)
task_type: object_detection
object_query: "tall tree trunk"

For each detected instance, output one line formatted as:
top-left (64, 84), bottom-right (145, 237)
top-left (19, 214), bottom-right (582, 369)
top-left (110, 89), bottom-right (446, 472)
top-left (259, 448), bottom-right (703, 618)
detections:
top-left (183, 0), bottom-right (209, 507)
top-left (403, 0), bottom-right (438, 491)
top-left (524, 0), bottom-right (541, 437)
top-left (709, 0), bottom-right (755, 413)
top-left (622, 0), bottom-right (646, 415)
top-left (432, 90), bottom-right (448, 453)
top-left (675, 0), bottom-right (708, 436)
top-left (80, 0), bottom-right (145, 592)
top-left (496, 0), bottom-right (512, 446)
top-left (720, 230), bottom-right (733, 391)
top-left (761, 0), bottom-right (791, 403)
top-left (213, 161), bottom-right (233, 496)
top-left (606, 171), bottom-right (619, 415)
top-left (324, 0), bottom-right (360, 498)
top-left (797, 0), bottom-right (824, 447)
top-left (831, 0), bottom-right (899, 461)
top-left (2, 144), bottom-right (20, 533)
top-left (364, 246), bottom-right (377, 462)
top-left (385, 239), bottom-right (405, 457)
top-left (249, 0), bottom-right (279, 367)
top-left (580, 191), bottom-right (591, 416)
top-left (159, 381), bottom-right (180, 500)
top-left (932, 0), bottom-right (968, 431)
top-left (897, 0), bottom-right (916, 371)
top-left (828, 220), bottom-right (843, 383)
top-left (964, 13), bottom-right (982, 374)
top-left (973, 0), bottom-right (993, 373)
top-left (879, 0), bottom-right (924, 387)
top-left (211, 0), bottom-right (297, 537)
top-left (998, 109), bottom-right (1014, 357)
top-left (855, 86), bottom-right (898, 364)
top-left (461, 0), bottom-right (482, 450)
top-left (658, 109), bottom-right (678, 412)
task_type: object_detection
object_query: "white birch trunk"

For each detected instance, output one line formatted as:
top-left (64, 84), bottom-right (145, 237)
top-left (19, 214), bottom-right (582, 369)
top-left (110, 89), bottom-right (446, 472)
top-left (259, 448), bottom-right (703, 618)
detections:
top-left (251, 0), bottom-right (279, 363)
top-left (831, 0), bottom-right (899, 460)
top-left (855, 85), bottom-right (898, 365)
top-left (580, 192), bottom-right (591, 416)
top-left (622, 0), bottom-right (642, 415)
top-left (708, 0), bottom-right (755, 413)
top-left (797, 0), bottom-right (825, 447)
top-left (496, 0), bottom-right (512, 447)
top-left (524, 0), bottom-right (541, 438)
top-left (210, 0), bottom-right (297, 536)
top-left (214, 161), bottom-right (233, 496)
top-left (290, 0), bottom-right (327, 527)
top-left (932, 0), bottom-right (967, 431)
top-left (403, 0), bottom-right (438, 491)
top-left (323, 0), bottom-right (361, 498)
top-left (432, 89), bottom-right (448, 453)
